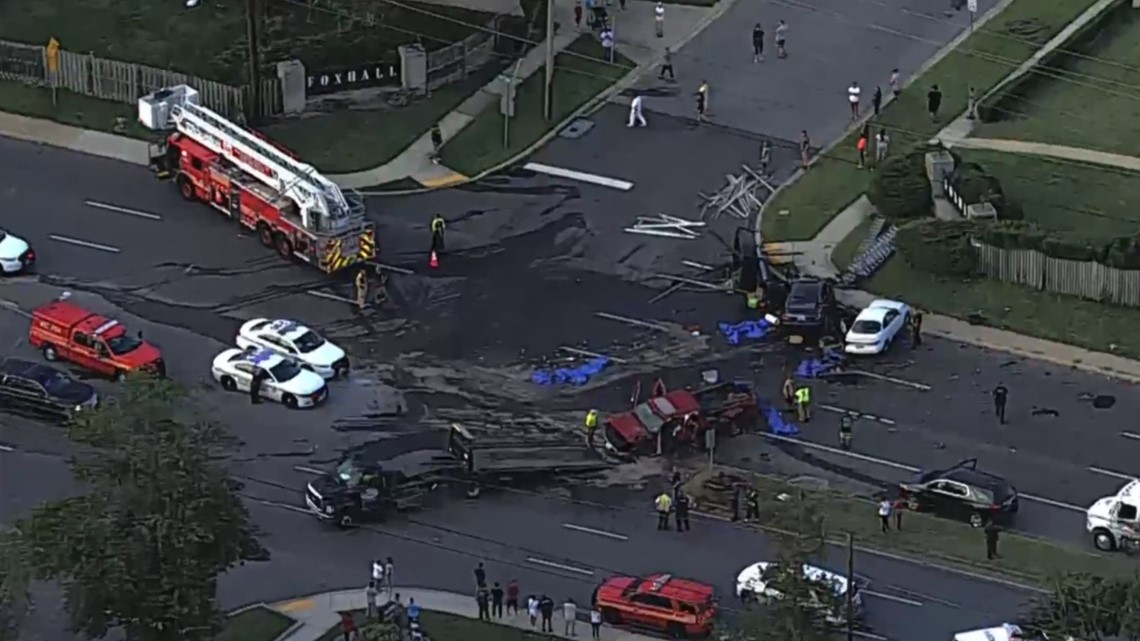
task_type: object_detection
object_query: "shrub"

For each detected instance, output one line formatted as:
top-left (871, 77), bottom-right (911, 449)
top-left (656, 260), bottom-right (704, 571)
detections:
top-left (895, 219), bottom-right (978, 276)
top-left (1040, 232), bottom-right (1106, 263)
top-left (1103, 236), bottom-right (1140, 270)
top-left (868, 152), bottom-right (932, 221)
top-left (977, 220), bottom-right (1043, 250)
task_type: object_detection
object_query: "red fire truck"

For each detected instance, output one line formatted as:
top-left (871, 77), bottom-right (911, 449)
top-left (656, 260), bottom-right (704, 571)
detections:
top-left (138, 85), bottom-right (376, 274)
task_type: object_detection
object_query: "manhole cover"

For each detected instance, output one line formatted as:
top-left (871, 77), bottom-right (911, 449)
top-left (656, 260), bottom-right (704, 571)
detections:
top-left (559, 119), bottom-right (594, 139)
top-left (1092, 395), bottom-right (1116, 409)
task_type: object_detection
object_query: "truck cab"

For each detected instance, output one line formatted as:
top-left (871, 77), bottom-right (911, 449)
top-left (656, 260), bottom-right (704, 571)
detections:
top-left (29, 301), bottom-right (165, 380)
top-left (603, 379), bottom-right (758, 456)
top-left (1086, 478), bottom-right (1140, 552)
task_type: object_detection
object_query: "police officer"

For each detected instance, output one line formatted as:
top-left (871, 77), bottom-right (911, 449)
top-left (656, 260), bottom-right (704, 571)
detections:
top-left (430, 214), bottom-right (446, 253)
top-left (654, 491), bottom-right (673, 530)
top-left (250, 368), bottom-right (269, 405)
top-left (992, 383), bottom-right (1008, 424)
top-left (794, 384), bottom-right (812, 422)
top-left (909, 309), bottom-right (924, 347)
top-left (354, 268), bottom-right (369, 310)
top-left (839, 413), bottom-right (854, 449)
top-left (674, 492), bottom-right (691, 532)
top-left (745, 487), bottom-right (760, 521)
top-left (984, 520), bottom-right (1001, 559)
top-left (584, 409), bottom-right (599, 448)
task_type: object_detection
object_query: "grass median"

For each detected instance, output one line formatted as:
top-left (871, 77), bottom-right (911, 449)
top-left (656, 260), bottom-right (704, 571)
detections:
top-left (684, 468), bottom-right (1133, 586)
top-left (761, 0), bottom-right (1103, 243)
top-left (216, 606), bottom-right (294, 641)
top-left (438, 35), bottom-right (634, 177)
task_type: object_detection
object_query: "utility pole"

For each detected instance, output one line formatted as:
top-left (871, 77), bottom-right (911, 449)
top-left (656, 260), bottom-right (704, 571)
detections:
top-left (845, 532), bottom-right (855, 641)
top-left (543, 0), bottom-right (555, 121)
top-left (244, 0), bottom-right (263, 123)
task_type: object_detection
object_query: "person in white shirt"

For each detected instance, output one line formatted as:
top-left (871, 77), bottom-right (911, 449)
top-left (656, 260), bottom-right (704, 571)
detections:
top-left (875, 129), bottom-right (890, 164)
top-left (655, 1), bottom-right (665, 37)
top-left (563, 599), bottom-right (578, 636)
top-left (371, 558), bottom-right (385, 583)
top-left (847, 81), bottom-right (861, 119)
top-left (878, 499), bottom-right (892, 532)
top-left (590, 608), bottom-right (603, 639)
top-left (628, 95), bottom-right (647, 128)
top-left (527, 596), bottom-right (540, 627)
top-left (601, 27), bottom-right (615, 62)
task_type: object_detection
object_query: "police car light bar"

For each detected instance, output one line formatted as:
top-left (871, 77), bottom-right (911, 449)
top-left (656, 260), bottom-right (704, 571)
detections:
top-left (268, 319), bottom-right (299, 333)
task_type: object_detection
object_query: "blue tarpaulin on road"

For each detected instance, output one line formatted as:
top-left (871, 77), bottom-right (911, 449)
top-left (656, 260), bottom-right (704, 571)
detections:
top-left (795, 349), bottom-right (844, 378)
top-left (758, 399), bottom-right (800, 437)
top-left (531, 357), bottom-right (611, 386)
top-left (718, 319), bottom-right (773, 345)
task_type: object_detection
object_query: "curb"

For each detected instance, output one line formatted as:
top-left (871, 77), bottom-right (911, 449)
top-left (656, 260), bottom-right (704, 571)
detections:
top-left (923, 329), bottom-right (1140, 384)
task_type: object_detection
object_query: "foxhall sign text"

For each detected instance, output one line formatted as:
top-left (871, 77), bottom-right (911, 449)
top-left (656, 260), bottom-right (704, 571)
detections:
top-left (306, 62), bottom-right (401, 96)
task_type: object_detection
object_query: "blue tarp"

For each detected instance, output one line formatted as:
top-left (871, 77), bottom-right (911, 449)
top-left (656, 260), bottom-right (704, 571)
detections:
top-left (718, 319), bottom-right (773, 345)
top-left (795, 349), bottom-right (845, 378)
top-left (756, 397), bottom-right (800, 437)
top-left (531, 357), bottom-right (611, 386)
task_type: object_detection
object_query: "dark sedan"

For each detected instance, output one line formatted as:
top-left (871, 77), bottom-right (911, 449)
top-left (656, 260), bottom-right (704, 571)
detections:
top-left (0, 357), bottom-right (99, 421)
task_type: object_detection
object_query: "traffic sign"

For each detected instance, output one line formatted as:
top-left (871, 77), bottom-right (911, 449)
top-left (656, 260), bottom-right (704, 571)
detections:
top-left (46, 37), bottom-right (60, 73)
top-left (967, 0), bottom-right (977, 12)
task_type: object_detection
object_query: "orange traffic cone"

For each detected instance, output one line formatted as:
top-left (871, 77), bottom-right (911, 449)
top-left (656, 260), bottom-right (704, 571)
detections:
top-left (429, 250), bottom-right (440, 269)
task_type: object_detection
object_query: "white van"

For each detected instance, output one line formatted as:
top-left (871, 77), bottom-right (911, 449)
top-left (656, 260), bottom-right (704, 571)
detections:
top-left (1086, 478), bottom-right (1140, 552)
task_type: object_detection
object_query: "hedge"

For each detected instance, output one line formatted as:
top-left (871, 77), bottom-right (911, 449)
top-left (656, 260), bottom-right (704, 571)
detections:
top-left (977, 221), bottom-right (1140, 268)
top-left (867, 151), bottom-right (933, 221)
top-left (896, 219), bottom-right (980, 276)
top-left (976, 0), bottom-right (1130, 123)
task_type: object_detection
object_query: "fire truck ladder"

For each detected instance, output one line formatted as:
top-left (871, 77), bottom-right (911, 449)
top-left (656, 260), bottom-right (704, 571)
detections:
top-left (168, 102), bottom-right (364, 233)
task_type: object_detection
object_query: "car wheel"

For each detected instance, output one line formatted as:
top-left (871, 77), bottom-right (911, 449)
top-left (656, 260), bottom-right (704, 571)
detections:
top-left (1092, 528), bottom-right (1116, 552)
top-left (42, 344), bottom-right (59, 361)
top-left (283, 394), bottom-right (299, 409)
top-left (337, 513), bottom-right (355, 528)
top-left (177, 176), bottom-right (197, 201)
top-left (334, 362), bottom-right (350, 379)
top-left (220, 376), bottom-right (238, 392)
top-left (600, 608), bottom-right (621, 624)
top-left (666, 622), bottom-right (685, 639)
top-left (969, 512), bottom-right (984, 528)
top-left (274, 233), bottom-right (293, 259)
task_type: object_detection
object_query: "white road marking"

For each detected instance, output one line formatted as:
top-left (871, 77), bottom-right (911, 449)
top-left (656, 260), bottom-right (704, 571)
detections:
top-left (306, 290), bottom-right (356, 304)
top-left (862, 590), bottom-right (923, 607)
top-left (526, 557), bottom-right (595, 576)
top-left (1122, 431), bottom-right (1140, 441)
top-left (1088, 466), bottom-right (1135, 481)
top-left (818, 403), bottom-right (896, 426)
top-left (293, 465), bottom-right (324, 475)
top-left (84, 200), bottom-right (162, 221)
top-left (247, 497), bottom-right (311, 515)
top-left (852, 631), bottom-right (889, 641)
top-left (523, 162), bottom-right (634, 191)
top-left (762, 432), bottom-right (1084, 512)
top-left (0, 444), bottom-right (14, 452)
top-left (847, 370), bottom-right (932, 392)
top-left (562, 523), bottom-right (628, 541)
top-left (0, 299), bottom-right (32, 319)
top-left (49, 234), bottom-right (120, 253)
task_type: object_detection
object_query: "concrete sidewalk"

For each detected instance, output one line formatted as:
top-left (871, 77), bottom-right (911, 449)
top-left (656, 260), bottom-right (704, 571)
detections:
top-left (949, 137), bottom-right (1140, 172)
top-left (271, 587), bottom-right (658, 641)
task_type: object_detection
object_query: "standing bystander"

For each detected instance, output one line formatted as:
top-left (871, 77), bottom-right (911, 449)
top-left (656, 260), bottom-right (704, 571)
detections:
top-left (875, 129), bottom-right (890, 165)
top-left (491, 582), bottom-right (505, 619)
top-left (847, 81), bottom-right (861, 119)
top-left (752, 23), bottom-right (764, 62)
top-left (506, 579), bottom-right (520, 615)
top-left (799, 130), bottom-right (811, 167)
top-left (775, 20), bottom-right (787, 57)
top-left (927, 84), bottom-right (943, 121)
top-left (878, 499), bottom-right (892, 532)
top-left (889, 68), bottom-right (901, 96)
top-left (563, 598), bottom-right (578, 636)
top-left (659, 47), bottom-right (675, 80)
top-left (655, 1), bottom-right (665, 37)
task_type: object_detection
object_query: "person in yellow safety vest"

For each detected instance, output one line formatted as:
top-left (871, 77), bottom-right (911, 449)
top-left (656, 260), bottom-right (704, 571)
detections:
top-left (584, 409), bottom-right (599, 448)
top-left (354, 269), bottom-right (368, 310)
top-left (654, 492), bottom-right (673, 530)
top-left (794, 385), bottom-right (812, 422)
top-left (781, 374), bottom-right (795, 407)
top-left (430, 214), bottom-right (446, 253)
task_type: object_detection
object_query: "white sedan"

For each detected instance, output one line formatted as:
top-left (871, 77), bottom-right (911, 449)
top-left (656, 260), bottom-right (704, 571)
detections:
top-left (236, 318), bottom-right (348, 380)
top-left (844, 299), bottom-right (911, 355)
top-left (211, 347), bottom-right (329, 409)
top-left (735, 562), bottom-right (863, 625)
top-left (0, 229), bottom-right (34, 275)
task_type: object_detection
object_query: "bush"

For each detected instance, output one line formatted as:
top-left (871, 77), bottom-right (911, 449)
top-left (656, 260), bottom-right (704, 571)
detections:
top-left (895, 219), bottom-right (979, 276)
top-left (868, 152), bottom-right (933, 221)
top-left (1040, 232), bottom-right (1106, 263)
top-left (1103, 236), bottom-right (1140, 270)
top-left (977, 220), bottom-right (1043, 250)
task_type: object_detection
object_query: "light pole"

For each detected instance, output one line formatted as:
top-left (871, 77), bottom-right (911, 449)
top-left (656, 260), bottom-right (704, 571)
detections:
top-left (543, 0), bottom-right (555, 121)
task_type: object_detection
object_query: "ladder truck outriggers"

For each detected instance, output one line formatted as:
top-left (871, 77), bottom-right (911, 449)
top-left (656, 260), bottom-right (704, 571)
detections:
top-left (137, 85), bottom-right (376, 274)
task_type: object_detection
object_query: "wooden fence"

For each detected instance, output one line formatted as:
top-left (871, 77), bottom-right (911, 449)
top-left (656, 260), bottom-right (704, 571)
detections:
top-left (975, 242), bottom-right (1140, 307)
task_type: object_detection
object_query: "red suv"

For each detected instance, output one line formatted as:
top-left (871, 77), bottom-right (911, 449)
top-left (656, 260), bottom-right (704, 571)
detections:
top-left (593, 573), bottom-right (717, 638)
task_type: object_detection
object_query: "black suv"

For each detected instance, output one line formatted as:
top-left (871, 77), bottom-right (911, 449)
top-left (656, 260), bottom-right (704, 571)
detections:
top-left (899, 459), bottom-right (1019, 527)
top-left (781, 278), bottom-right (836, 328)
top-left (0, 358), bottom-right (99, 421)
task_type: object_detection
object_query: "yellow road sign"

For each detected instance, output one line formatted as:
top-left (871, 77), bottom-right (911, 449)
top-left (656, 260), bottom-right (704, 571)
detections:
top-left (46, 37), bottom-right (60, 73)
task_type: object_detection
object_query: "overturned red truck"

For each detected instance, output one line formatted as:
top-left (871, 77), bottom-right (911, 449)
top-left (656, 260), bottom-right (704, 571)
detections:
top-left (602, 379), bottom-right (759, 457)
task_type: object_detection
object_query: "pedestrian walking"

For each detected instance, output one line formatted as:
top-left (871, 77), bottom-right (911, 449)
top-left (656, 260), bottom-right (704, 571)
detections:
top-left (506, 579), bottom-right (520, 615)
top-left (563, 598), bottom-right (578, 636)
top-left (627, 94), bottom-right (647, 127)
top-left (799, 130), bottom-right (811, 167)
top-left (527, 596), bottom-right (539, 627)
top-left (658, 47), bottom-right (675, 80)
top-left (889, 68), bottom-right (901, 96)
top-left (985, 521), bottom-right (1001, 559)
top-left (601, 26), bottom-right (614, 62)
top-left (429, 123), bottom-right (443, 163)
top-left (872, 85), bottom-right (882, 116)
top-left (590, 608), bottom-right (602, 638)
top-left (967, 85), bottom-right (977, 120)
top-left (365, 581), bottom-right (379, 620)
top-left (574, 0), bottom-right (582, 28)
top-left (695, 80), bottom-right (709, 122)
top-left (909, 309), bottom-right (922, 346)
top-left (857, 126), bottom-right (869, 169)
top-left (491, 582), bottom-right (504, 618)
top-left (893, 498), bottom-right (905, 530)
top-left (474, 562), bottom-right (487, 589)
top-left (476, 587), bottom-right (490, 621)
top-left (878, 499), bottom-right (892, 532)
top-left (655, 1), bottom-right (665, 37)
top-left (927, 84), bottom-right (943, 121)
top-left (847, 81), bottom-right (861, 119)
top-left (752, 23), bottom-right (764, 62)
top-left (430, 213), bottom-right (446, 253)
top-left (875, 129), bottom-right (890, 164)
top-left (775, 20), bottom-right (787, 57)
top-left (758, 140), bottom-right (772, 176)
top-left (992, 383), bottom-right (1008, 424)
top-left (745, 488), bottom-right (760, 520)
top-left (540, 595), bottom-right (555, 633)
top-left (675, 492), bottom-right (691, 532)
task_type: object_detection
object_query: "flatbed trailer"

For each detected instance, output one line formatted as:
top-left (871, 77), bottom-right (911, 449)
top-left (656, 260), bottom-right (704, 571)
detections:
top-left (446, 423), bottom-right (613, 478)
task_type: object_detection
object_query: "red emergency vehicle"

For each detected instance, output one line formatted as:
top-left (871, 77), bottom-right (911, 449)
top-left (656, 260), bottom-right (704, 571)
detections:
top-left (29, 301), bottom-right (165, 380)
top-left (603, 379), bottom-right (758, 456)
top-left (593, 573), bottom-right (717, 638)
top-left (139, 85), bottom-right (376, 274)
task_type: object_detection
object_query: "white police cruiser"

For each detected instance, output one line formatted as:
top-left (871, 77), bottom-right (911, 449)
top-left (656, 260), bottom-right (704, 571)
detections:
top-left (235, 318), bottom-right (348, 380)
top-left (211, 346), bottom-right (329, 409)
top-left (0, 228), bottom-right (34, 275)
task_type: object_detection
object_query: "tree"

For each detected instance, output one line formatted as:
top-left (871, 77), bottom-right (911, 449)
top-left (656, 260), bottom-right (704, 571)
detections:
top-left (0, 529), bottom-right (33, 641)
top-left (726, 490), bottom-right (840, 641)
top-left (1022, 572), bottom-right (1140, 641)
top-left (16, 375), bottom-right (266, 641)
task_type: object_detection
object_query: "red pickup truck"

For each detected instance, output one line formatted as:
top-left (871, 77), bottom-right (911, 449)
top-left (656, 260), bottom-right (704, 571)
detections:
top-left (29, 301), bottom-right (165, 380)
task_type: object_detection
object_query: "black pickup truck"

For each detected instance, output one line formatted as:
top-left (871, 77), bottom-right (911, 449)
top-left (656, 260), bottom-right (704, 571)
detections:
top-left (305, 424), bottom-right (613, 527)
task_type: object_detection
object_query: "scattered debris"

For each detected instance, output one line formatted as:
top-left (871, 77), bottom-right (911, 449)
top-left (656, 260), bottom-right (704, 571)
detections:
top-left (594, 311), bottom-right (670, 332)
top-left (558, 345), bottom-right (629, 365)
top-left (625, 214), bottom-right (705, 239)
top-left (699, 165), bottom-right (776, 221)
top-left (1030, 407), bottom-right (1060, 417)
top-left (1093, 395), bottom-right (1116, 409)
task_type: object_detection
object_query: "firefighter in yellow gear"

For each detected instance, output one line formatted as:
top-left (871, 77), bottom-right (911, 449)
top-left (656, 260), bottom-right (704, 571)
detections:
top-left (584, 409), bottom-right (599, 448)
top-left (430, 214), bottom-right (446, 252)
top-left (794, 385), bottom-right (812, 422)
top-left (354, 268), bottom-right (368, 310)
top-left (654, 492), bottom-right (673, 530)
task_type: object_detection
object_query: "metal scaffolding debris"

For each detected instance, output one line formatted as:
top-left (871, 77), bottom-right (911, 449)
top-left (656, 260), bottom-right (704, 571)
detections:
top-left (700, 165), bottom-right (777, 221)
top-left (624, 214), bottom-right (705, 240)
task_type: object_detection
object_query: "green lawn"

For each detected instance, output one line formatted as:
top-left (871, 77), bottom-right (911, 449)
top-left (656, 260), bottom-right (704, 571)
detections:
top-left (762, 0), bottom-right (1103, 242)
top-left (0, 79), bottom-right (149, 139)
top-left (316, 609), bottom-right (553, 641)
top-left (957, 149), bottom-right (1140, 238)
top-left (687, 469), bottom-right (1137, 586)
top-left (216, 606), bottom-right (294, 641)
top-left (977, 3), bottom-right (1140, 156)
top-left (829, 216), bottom-right (876, 272)
top-left (264, 63), bottom-right (507, 174)
top-left (439, 35), bottom-right (634, 177)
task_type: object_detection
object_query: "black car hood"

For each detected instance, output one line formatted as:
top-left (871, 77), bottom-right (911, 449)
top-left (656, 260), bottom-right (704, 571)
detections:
top-left (50, 382), bottom-right (97, 406)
